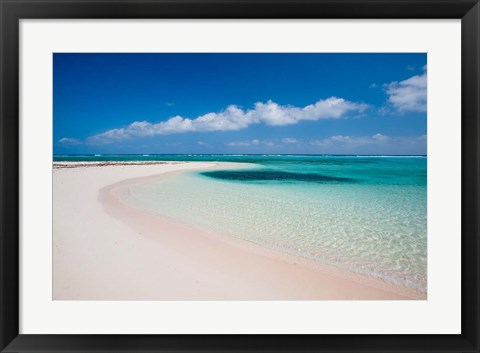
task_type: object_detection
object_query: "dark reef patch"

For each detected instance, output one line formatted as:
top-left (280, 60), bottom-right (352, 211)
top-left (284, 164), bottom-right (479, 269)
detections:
top-left (201, 170), bottom-right (356, 184)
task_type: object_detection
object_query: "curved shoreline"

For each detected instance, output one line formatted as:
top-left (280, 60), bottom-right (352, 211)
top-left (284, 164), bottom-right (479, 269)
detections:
top-left (97, 162), bottom-right (425, 300)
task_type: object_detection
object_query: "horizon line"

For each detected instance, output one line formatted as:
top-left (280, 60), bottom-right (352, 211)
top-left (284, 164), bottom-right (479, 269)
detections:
top-left (53, 153), bottom-right (427, 157)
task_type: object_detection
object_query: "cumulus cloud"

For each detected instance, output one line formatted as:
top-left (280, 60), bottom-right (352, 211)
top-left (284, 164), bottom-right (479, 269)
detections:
top-left (226, 137), bottom-right (302, 147)
top-left (218, 133), bottom-right (426, 155)
top-left (385, 68), bottom-right (427, 113)
top-left (372, 133), bottom-right (389, 142)
top-left (307, 133), bottom-right (426, 154)
top-left (81, 97), bottom-right (367, 145)
top-left (329, 135), bottom-right (353, 143)
top-left (281, 137), bottom-right (299, 144)
top-left (310, 133), bottom-right (392, 146)
top-left (227, 134), bottom-right (394, 149)
top-left (225, 139), bottom-right (263, 147)
top-left (58, 137), bottom-right (82, 146)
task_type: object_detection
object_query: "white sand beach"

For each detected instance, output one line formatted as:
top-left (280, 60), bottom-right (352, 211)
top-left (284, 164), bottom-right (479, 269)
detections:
top-left (53, 162), bottom-right (425, 300)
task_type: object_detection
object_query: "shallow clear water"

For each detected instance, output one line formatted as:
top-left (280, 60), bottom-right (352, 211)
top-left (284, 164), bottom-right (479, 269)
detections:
top-left (84, 155), bottom-right (428, 293)
top-left (55, 154), bottom-right (427, 291)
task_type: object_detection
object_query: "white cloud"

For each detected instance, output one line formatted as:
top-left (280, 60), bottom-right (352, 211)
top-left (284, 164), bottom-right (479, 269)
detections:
top-left (58, 137), bottom-right (82, 146)
top-left (226, 137), bottom-right (303, 147)
top-left (385, 68), bottom-right (427, 113)
top-left (311, 133), bottom-right (391, 146)
top-left (308, 134), bottom-right (426, 154)
top-left (281, 137), bottom-right (299, 144)
top-left (372, 133), bottom-right (389, 142)
top-left (84, 97), bottom-right (368, 145)
top-left (378, 106), bottom-right (391, 116)
top-left (225, 139), bottom-right (262, 147)
top-left (226, 133), bottom-right (426, 154)
top-left (330, 135), bottom-right (353, 143)
top-left (225, 137), bottom-right (302, 147)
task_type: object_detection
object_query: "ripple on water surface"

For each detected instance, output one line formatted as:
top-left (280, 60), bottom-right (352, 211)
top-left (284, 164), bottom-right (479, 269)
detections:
top-left (125, 157), bottom-right (427, 293)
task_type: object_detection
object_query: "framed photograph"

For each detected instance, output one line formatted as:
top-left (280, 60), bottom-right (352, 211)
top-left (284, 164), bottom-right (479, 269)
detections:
top-left (1, 0), bottom-right (478, 352)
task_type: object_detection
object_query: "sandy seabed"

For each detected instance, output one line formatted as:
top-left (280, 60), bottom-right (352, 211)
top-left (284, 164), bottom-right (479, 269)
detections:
top-left (53, 161), bottom-right (425, 300)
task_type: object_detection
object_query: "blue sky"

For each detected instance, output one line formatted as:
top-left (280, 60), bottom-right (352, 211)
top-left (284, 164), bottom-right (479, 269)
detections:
top-left (54, 53), bottom-right (427, 155)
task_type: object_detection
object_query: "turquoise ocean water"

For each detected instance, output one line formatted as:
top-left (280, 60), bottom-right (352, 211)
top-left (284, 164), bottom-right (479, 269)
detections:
top-left (55, 154), bottom-right (427, 292)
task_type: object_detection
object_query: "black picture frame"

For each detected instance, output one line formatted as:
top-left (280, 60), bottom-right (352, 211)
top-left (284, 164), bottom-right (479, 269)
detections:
top-left (1, 0), bottom-right (478, 352)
